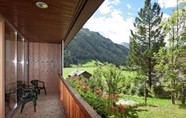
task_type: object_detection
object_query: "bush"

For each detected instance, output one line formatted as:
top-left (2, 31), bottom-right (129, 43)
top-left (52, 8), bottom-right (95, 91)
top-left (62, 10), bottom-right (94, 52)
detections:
top-left (67, 64), bottom-right (127, 117)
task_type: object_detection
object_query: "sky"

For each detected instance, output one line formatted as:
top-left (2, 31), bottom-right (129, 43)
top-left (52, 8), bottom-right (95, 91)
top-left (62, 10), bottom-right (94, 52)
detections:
top-left (83, 0), bottom-right (182, 44)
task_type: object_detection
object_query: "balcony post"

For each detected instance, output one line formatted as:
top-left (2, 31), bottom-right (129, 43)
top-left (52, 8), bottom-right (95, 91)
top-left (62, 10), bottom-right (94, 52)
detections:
top-left (0, 17), bottom-right (5, 118)
top-left (61, 40), bottom-right (64, 77)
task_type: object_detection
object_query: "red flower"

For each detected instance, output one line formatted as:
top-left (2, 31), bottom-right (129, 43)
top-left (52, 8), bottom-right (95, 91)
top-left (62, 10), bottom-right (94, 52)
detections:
top-left (119, 104), bottom-right (123, 108)
top-left (112, 109), bottom-right (114, 113)
top-left (119, 104), bottom-right (125, 113)
top-left (115, 107), bottom-right (118, 111)
top-left (95, 89), bottom-right (101, 94)
top-left (121, 107), bottom-right (125, 113)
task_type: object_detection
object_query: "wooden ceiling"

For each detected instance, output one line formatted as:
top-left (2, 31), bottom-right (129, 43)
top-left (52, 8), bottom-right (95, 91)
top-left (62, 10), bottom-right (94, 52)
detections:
top-left (0, 0), bottom-right (104, 46)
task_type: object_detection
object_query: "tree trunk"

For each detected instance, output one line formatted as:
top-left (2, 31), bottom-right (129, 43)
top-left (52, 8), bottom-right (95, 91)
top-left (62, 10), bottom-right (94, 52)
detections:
top-left (144, 81), bottom-right (147, 105)
top-left (171, 91), bottom-right (175, 105)
top-left (181, 83), bottom-right (185, 105)
top-left (149, 73), bottom-right (152, 89)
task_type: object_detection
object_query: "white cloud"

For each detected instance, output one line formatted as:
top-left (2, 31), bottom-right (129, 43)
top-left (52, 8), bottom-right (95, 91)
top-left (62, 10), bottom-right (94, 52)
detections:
top-left (99, 0), bottom-right (121, 14)
top-left (162, 13), bottom-right (170, 20)
top-left (158, 0), bottom-right (177, 8)
top-left (111, 0), bottom-right (120, 5)
top-left (127, 4), bottom-right (132, 9)
top-left (84, 8), bottom-right (134, 44)
top-left (83, 0), bottom-right (135, 44)
top-left (128, 12), bottom-right (132, 15)
top-left (99, 0), bottom-right (112, 14)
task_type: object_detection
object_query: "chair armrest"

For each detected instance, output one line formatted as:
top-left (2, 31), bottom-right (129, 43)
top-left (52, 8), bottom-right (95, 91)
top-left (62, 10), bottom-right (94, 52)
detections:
top-left (38, 80), bottom-right (45, 87)
top-left (22, 88), bottom-right (36, 98)
top-left (27, 85), bottom-right (34, 88)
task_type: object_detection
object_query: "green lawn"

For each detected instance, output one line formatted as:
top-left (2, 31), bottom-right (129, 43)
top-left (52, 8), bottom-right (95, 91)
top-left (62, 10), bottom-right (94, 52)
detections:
top-left (63, 67), bottom-right (134, 79)
top-left (120, 94), bottom-right (186, 118)
top-left (70, 59), bottom-right (98, 67)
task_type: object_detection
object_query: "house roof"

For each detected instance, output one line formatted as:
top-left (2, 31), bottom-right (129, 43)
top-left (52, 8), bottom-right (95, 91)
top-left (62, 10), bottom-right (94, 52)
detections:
top-left (68, 69), bottom-right (86, 77)
top-left (0, 0), bottom-right (104, 47)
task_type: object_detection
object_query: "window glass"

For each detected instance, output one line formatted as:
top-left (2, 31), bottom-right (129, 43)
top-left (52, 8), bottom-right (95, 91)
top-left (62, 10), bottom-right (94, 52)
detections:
top-left (5, 25), bottom-right (17, 115)
top-left (17, 34), bottom-right (24, 103)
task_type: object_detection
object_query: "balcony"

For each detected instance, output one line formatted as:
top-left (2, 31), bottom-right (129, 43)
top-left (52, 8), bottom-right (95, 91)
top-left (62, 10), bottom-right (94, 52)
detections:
top-left (0, 0), bottom-right (104, 118)
top-left (10, 74), bottom-right (101, 118)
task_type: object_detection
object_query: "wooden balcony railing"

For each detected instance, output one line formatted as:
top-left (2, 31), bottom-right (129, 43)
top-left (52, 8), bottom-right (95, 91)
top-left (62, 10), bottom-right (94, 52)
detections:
top-left (58, 74), bottom-right (101, 118)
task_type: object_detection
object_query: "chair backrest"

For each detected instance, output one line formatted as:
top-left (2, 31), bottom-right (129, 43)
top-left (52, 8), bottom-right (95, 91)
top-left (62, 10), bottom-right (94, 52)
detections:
top-left (23, 89), bottom-right (36, 99)
top-left (17, 87), bottom-right (36, 99)
top-left (30, 80), bottom-right (39, 87)
top-left (21, 83), bottom-right (28, 89)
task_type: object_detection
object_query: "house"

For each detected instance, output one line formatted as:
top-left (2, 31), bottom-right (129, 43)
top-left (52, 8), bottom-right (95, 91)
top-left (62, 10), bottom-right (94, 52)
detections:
top-left (68, 69), bottom-right (92, 79)
top-left (0, 0), bottom-right (104, 118)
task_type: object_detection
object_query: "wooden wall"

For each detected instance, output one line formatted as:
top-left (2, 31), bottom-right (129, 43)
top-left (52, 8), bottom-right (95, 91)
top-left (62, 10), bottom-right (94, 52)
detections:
top-left (29, 42), bottom-right (61, 93)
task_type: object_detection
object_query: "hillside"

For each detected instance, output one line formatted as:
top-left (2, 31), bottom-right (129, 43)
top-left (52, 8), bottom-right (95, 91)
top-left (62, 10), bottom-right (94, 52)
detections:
top-left (121, 42), bottom-right (129, 49)
top-left (64, 28), bottom-right (129, 67)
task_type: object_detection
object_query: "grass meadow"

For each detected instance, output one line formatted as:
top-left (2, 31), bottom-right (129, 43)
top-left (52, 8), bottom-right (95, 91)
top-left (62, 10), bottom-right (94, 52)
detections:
top-left (120, 94), bottom-right (186, 118)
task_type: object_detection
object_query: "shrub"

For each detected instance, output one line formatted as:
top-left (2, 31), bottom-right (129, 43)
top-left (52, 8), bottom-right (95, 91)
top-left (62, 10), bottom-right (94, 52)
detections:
top-left (67, 64), bottom-right (127, 117)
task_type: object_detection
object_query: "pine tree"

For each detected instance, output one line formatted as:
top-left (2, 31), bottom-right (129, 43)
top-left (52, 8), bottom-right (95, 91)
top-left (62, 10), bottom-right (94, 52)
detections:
top-left (126, 0), bottom-right (165, 104)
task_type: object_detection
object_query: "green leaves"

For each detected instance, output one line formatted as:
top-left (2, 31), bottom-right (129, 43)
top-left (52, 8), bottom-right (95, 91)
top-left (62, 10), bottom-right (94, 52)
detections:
top-left (91, 63), bottom-right (125, 95)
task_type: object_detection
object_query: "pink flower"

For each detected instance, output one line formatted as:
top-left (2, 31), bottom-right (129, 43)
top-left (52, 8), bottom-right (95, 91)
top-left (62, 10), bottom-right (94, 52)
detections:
top-left (82, 85), bottom-right (89, 92)
top-left (82, 85), bottom-right (86, 89)
top-left (111, 105), bottom-right (114, 109)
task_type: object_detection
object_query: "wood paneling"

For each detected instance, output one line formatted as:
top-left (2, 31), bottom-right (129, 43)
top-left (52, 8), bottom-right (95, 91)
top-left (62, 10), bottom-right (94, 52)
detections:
top-left (29, 42), bottom-right (61, 93)
top-left (0, 0), bottom-right (104, 45)
top-left (0, 0), bottom-right (78, 43)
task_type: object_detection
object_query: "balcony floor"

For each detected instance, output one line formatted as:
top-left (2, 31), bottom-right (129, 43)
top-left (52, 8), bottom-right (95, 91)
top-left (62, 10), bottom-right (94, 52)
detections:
top-left (11, 93), bottom-right (67, 118)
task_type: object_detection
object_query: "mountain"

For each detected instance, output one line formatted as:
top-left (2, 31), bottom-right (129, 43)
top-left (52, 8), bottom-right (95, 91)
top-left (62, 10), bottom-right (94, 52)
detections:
top-left (64, 28), bottom-right (129, 67)
top-left (121, 42), bottom-right (129, 49)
